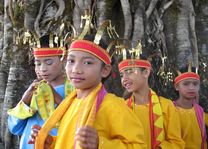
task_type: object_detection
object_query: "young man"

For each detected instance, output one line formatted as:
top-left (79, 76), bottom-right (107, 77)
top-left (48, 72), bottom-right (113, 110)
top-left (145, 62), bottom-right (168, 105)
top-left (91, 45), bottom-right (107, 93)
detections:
top-left (7, 34), bottom-right (74, 149)
top-left (173, 67), bottom-right (207, 149)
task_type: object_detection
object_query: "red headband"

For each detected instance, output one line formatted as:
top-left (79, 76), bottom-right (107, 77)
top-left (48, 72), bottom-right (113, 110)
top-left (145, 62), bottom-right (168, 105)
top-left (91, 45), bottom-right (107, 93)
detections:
top-left (33, 48), bottom-right (65, 57)
top-left (118, 59), bottom-right (152, 72)
top-left (174, 72), bottom-right (200, 85)
top-left (69, 40), bottom-right (111, 65)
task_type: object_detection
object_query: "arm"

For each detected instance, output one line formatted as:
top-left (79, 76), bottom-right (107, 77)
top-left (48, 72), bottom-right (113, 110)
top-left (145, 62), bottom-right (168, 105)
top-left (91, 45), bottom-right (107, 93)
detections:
top-left (7, 100), bottom-right (36, 135)
top-left (94, 96), bottom-right (147, 149)
top-left (159, 99), bottom-right (185, 149)
top-left (7, 114), bottom-right (27, 135)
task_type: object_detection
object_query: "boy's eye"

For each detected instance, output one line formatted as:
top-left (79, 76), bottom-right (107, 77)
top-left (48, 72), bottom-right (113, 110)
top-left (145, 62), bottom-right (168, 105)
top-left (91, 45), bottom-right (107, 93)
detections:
top-left (126, 68), bottom-right (134, 74)
top-left (193, 81), bottom-right (199, 86)
top-left (183, 82), bottom-right (188, 86)
top-left (120, 73), bottom-right (124, 78)
top-left (84, 61), bottom-right (93, 65)
top-left (67, 59), bottom-right (74, 64)
top-left (46, 60), bottom-right (53, 65)
top-left (34, 61), bottom-right (41, 66)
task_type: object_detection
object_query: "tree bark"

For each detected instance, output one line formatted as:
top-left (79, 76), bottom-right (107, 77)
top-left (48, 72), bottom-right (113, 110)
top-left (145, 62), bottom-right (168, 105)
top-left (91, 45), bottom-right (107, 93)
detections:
top-left (0, 0), bottom-right (12, 143)
top-left (176, 0), bottom-right (196, 67)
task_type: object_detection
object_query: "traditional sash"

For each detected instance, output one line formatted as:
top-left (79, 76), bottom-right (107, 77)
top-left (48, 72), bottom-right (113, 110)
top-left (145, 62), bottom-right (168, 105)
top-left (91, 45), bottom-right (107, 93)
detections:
top-left (173, 101), bottom-right (207, 149)
top-left (194, 102), bottom-right (207, 149)
top-left (127, 89), bottom-right (164, 149)
top-left (30, 79), bottom-right (74, 121)
top-left (35, 83), bottom-right (106, 149)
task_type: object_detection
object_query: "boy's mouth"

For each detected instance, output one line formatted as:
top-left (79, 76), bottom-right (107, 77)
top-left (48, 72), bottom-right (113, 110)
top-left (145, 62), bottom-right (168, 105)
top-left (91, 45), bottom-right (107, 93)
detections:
top-left (70, 77), bottom-right (85, 82)
top-left (124, 82), bottom-right (133, 89)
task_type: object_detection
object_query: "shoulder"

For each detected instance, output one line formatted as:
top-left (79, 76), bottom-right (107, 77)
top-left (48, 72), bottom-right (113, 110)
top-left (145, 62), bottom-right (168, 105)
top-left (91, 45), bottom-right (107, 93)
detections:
top-left (159, 96), bottom-right (176, 113)
top-left (99, 93), bottom-right (134, 115)
top-left (101, 93), bottom-right (126, 109)
top-left (159, 96), bottom-right (174, 106)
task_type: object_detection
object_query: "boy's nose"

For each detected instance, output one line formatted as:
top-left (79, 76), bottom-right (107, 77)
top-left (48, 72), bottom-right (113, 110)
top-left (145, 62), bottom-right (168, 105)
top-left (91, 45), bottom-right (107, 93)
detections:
top-left (72, 63), bottom-right (82, 73)
top-left (40, 64), bottom-right (47, 72)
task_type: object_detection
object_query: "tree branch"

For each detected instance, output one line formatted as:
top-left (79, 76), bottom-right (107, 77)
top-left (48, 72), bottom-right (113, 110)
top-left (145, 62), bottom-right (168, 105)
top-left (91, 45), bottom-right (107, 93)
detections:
top-left (146, 0), bottom-right (158, 19)
top-left (34, 0), bottom-right (44, 36)
top-left (159, 0), bottom-right (175, 17)
top-left (120, 0), bottom-right (132, 39)
top-left (54, 0), bottom-right (65, 20)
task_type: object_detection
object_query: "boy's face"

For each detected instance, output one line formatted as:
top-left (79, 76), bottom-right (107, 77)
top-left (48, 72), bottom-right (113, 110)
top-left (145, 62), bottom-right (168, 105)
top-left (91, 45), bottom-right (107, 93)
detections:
top-left (66, 50), bottom-right (111, 90)
top-left (120, 68), bottom-right (149, 93)
top-left (175, 79), bottom-right (200, 100)
top-left (34, 56), bottom-right (63, 83)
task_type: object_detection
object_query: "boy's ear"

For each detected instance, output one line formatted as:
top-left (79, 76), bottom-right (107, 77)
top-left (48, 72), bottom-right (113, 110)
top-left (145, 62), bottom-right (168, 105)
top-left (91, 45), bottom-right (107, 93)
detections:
top-left (101, 64), bottom-right (112, 78)
top-left (174, 84), bottom-right (179, 91)
top-left (144, 68), bottom-right (151, 78)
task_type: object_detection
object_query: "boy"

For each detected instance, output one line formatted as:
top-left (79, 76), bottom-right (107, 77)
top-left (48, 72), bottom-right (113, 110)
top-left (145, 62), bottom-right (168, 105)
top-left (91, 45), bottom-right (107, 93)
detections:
top-left (118, 43), bottom-right (184, 149)
top-left (33, 34), bottom-right (147, 149)
top-left (7, 34), bottom-right (73, 149)
top-left (173, 66), bottom-right (207, 149)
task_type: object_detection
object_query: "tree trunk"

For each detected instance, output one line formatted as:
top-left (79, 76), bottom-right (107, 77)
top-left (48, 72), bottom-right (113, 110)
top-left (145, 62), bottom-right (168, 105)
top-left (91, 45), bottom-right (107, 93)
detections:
top-left (0, 0), bottom-right (12, 143)
top-left (176, 0), bottom-right (196, 67)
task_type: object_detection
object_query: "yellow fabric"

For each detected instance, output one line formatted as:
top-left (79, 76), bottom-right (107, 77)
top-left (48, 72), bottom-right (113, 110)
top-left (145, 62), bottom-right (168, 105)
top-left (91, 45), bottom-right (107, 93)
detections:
top-left (176, 107), bottom-right (207, 149)
top-left (128, 97), bottom-right (184, 149)
top-left (134, 104), bottom-right (151, 148)
top-left (30, 80), bottom-right (55, 121)
top-left (150, 89), bottom-right (164, 147)
top-left (7, 79), bottom-right (74, 120)
top-left (204, 112), bottom-right (208, 127)
top-left (35, 83), bottom-right (147, 149)
top-left (7, 101), bottom-right (36, 119)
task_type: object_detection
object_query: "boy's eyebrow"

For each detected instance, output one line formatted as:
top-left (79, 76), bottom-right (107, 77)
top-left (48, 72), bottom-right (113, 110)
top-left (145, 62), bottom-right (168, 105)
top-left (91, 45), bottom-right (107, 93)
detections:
top-left (68, 54), bottom-right (95, 60)
top-left (82, 56), bottom-right (95, 60)
top-left (44, 58), bottom-right (53, 61)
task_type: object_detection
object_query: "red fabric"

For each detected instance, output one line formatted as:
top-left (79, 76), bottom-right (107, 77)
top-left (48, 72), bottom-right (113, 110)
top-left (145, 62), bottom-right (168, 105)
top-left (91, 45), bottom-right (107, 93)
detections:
top-left (33, 48), bottom-right (65, 57)
top-left (118, 59), bottom-right (151, 72)
top-left (174, 72), bottom-right (200, 85)
top-left (70, 40), bottom-right (111, 65)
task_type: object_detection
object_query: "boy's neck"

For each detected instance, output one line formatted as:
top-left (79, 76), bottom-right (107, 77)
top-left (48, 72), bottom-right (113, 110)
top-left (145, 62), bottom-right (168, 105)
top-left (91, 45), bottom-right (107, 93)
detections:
top-left (48, 74), bottom-right (64, 87)
top-left (176, 97), bottom-right (193, 109)
top-left (133, 85), bottom-right (150, 105)
top-left (76, 85), bottom-right (98, 99)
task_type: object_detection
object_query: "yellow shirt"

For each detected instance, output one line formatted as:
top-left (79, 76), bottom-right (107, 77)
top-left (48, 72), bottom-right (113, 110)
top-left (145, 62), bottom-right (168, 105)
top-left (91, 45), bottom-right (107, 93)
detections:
top-left (176, 107), bottom-right (207, 149)
top-left (54, 93), bottom-right (147, 149)
top-left (130, 97), bottom-right (184, 149)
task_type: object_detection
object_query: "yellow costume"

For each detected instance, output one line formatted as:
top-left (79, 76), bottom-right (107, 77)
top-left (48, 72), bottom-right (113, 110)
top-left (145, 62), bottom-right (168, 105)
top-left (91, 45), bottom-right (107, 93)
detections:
top-left (176, 106), bottom-right (207, 149)
top-left (204, 112), bottom-right (208, 126)
top-left (128, 96), bottom-right (184, 149)
top-left (35, 83), bottom-right (147, 149)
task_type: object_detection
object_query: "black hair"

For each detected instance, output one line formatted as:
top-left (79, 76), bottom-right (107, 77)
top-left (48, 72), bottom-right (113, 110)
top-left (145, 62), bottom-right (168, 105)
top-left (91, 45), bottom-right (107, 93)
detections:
top-left (39, 34), bottom-right (63, 48)
top-left (83, 34), bottom-right (108, 50)
top-left (178, 66), bottom-right (198, 74)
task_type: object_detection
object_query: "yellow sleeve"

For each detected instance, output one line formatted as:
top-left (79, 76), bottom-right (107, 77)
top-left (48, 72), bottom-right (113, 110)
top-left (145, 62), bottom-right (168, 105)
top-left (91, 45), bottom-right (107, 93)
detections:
top-left (7, 101), bottom-right (36, 119)
top-left (159, 98), bottom-right (185, 149)
top-left (94, 94), bottom-right (147, 149)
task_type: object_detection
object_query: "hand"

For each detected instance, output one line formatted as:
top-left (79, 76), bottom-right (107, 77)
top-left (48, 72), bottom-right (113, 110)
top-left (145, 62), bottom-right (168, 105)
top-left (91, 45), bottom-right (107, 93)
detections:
top-left (28, 125), bottom-right (53, 149)
top-left (22, 79), bottom-right (41, 105)
top-left (75, 126), bottom-right (99, 149)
